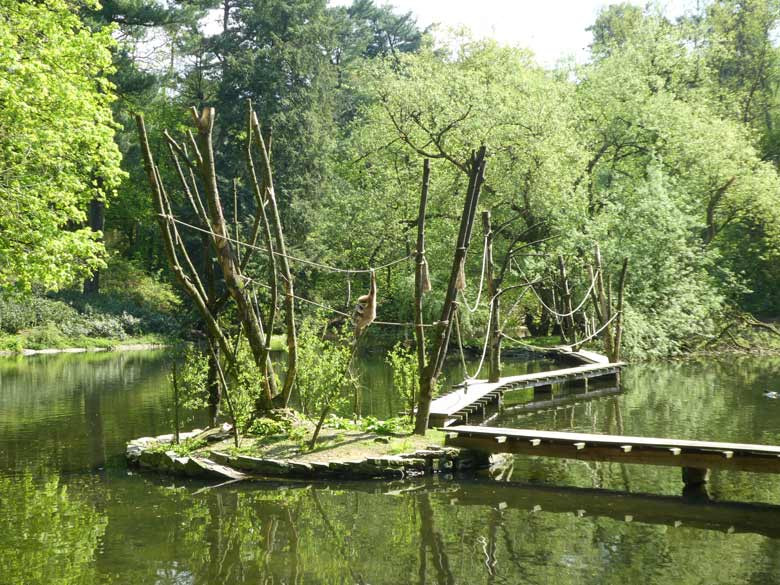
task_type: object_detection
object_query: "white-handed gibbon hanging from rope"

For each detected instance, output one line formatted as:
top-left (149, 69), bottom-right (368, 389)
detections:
top-left (352, 269), bottom-right (377, 338)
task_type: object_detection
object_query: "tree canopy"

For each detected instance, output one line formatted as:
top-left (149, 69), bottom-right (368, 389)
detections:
top-left (0, 0), bottom-right (123, 291)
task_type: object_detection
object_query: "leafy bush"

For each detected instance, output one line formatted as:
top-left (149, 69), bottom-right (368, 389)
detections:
top-left (248, 417), bottom-right (291, 437)
top-left (385, 342), bottom-right (418, 421)
top-left (295, 317), bottom-right (355, 418)
top-left (0, 296), bottom-right (78, 334)
top-left (324, 414), bottom-right (410, 435)
top-left (0, 258), bottom-right (184, 347)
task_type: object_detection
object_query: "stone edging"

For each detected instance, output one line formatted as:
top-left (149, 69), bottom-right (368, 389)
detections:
top-left (126, 429), bottom-right (493, 482)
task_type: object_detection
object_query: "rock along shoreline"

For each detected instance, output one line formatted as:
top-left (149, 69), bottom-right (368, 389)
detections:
top-left (126, 427), bottom-right (504, 483)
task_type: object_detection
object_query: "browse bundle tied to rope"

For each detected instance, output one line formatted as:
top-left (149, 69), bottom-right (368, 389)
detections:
top-left (455, 256), bottom-right (467, 291)
top-left (421, 256), bottom-right (432, 294)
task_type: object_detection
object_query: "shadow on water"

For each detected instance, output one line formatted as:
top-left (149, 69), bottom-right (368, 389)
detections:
top-left (3, 351), bottom-right (780, 583)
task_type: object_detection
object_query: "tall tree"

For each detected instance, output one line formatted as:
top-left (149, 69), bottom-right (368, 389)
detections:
top-left (0, 0), bottom-right (123, 291)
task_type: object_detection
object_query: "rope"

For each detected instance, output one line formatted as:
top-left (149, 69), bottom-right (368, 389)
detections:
top-left (572, 311), bottom-right (620, 346)
top-left (460, 234), bottom-right (489, 313)
top-left (453, 300), bottom-right (494, 385)
top-left (240, 274), bottom-right (434, 328)
top-left (454, 310), bottom-right (471, 377)
top-left (501, 311), bottom-right (619, 350)
top-left (466, 304), bottom-right (492, 382)
top-left (163, 214), bottom-right (412, 274)
top-left (514, 259), bottom-right (599, 319)
top-left (499, 332), bottom-right (558, 352)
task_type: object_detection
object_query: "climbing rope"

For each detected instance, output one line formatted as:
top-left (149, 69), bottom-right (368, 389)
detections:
top-left (460, 234), bottom-right (489, 313)
top-left (239, 273), bottom-right (435, 328)
top-left (514, 259), bottom-right (599, 319)
top-left (453, 299), bottom-right (494, 384)
top-left (162, 214), bottom-right (412, 274)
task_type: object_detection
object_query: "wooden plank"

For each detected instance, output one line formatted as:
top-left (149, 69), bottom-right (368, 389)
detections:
top-left (445, 426), bottom-right (780, 454)
top-left (443, 426), bottom-right (780, 474)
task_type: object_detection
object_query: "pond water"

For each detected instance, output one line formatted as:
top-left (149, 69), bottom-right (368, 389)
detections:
top-left (2, 350), bottom-right (780, 584)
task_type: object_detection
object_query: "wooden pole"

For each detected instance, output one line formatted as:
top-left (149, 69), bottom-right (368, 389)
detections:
top-left (613, 258), bottom-right (629, 362)
top-left (415, 147), bottom-right (487, 434)
top-left (250, 105), bottom-right (298, 406)
top-left (483, 211), bottom-right (501, 383)
top-left (414, 160), bottom-right (430, 382)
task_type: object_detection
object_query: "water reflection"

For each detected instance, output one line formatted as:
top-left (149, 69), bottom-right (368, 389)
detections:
top-left (2, 351), bottom-right (780, 584)
top-left (44, 476), bottom-right (780, 585)
top-left (0, 471), bottom-right (106, 585)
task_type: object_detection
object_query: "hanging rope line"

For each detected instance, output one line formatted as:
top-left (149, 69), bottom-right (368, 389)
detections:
top-left (240, 274), bottom-right (435, 328)
top-left (453, 310), bottom-right (471, 377)
top-left (570, 311), bottom-right (619, 346)
top-left (162, 214), bottom-right (412, 274)
top-left (501, 311), bottom-right (619, 350)
top-left (460, 234), bottom-right (489, 313)
top-left (514, 259), bottom-right (599, 319)
top-left (465, 303), bottom-right (492, 382)
top-left (498, 331), bottom-right (553, 352)
top-left (453, 298), bottom-right (494, 384)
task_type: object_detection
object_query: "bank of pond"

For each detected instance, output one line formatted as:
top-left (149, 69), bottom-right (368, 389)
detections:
top-left (2, 349), bottom-right (780, 584)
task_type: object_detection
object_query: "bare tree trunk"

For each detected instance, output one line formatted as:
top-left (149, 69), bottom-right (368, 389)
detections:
top-left (594, 244), bottom-right (614, 359)
top-left (249, 105), bottom-right (298, 406)
top-left (189, 107), bottom-right (277, 405)
top-left (612, 258), bottom-right (629, 362)
top-left (557, 255), bottom-right (576, 344)
top-left (136, 114), bottom-right (232, 360)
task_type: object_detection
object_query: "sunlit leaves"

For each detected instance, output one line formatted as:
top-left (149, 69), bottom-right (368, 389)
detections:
top-left (0, 0), bottom-right (124, 291)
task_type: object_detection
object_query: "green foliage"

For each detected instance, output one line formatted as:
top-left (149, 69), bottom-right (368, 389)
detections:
top-left (361, 416), bottom-right (411, 436)
top-left (148, 436), bottom-right (206, 456)
top-left (295, 317), bottom-right (355, 418)
top-left (248, 417), bottom-right (292, 437)
top-left (0, 285), bottom-right (178, 350)
top-left (324, 414), bottom-right (411, 435)
top-left (386, 342), bottom-right (418, 418)
top-left (0, 0), bottom-right (124, 291)
top-left (172, 345), bottom-right (210, 413)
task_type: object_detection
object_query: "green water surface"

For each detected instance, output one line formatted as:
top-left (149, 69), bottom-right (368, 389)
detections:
top-left (1, 350), bottom-right (780, 584)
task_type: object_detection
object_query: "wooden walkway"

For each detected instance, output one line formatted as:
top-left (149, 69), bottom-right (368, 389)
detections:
top-left (444, 425), bottom-right (780, 476)
top-left (429, 359), bottom-right (623, 427)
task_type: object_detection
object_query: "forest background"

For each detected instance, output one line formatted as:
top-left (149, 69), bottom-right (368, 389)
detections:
top-left (3, 0), bottom-right (780, 362)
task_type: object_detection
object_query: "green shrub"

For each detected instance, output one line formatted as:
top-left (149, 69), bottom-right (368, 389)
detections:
top-left (23, 323), bottom-right (68, 349)
top-left (0, 296), bottom-right (78, 333)
top-left (386, 342), bottom-right (418, 421)
top-left (248, 417), bottom-right (291, 437)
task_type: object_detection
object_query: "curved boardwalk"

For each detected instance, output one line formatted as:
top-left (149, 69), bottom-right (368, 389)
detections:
top-left (428, 347), bottom-right (623, 427)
